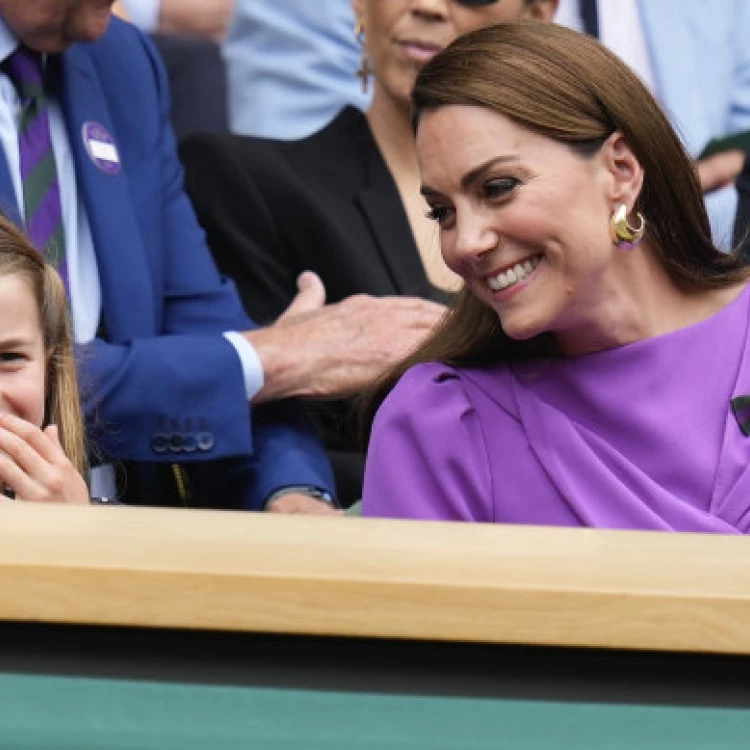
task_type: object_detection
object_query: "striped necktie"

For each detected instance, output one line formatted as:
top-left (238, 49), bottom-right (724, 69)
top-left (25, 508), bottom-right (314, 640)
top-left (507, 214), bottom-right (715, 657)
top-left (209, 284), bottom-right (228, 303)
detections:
top-left (4, 46), bottom-right (67, 284)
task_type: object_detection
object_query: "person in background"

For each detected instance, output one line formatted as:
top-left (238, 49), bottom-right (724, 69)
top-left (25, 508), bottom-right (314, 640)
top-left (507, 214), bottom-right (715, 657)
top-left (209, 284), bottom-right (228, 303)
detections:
top-left (554, 0), bottom-right (750, 251)
top-left (225, 0), bottom-right (750, 254)
top-left (0, 214), bottom-right (89, 505)
top-left (361, 23), bottom-right (750, 534)
top-left (182, 0), bottom-right (558, 504)
top-left (114, 0), bottom-right (233, 138)
top-left (224, 0), bottom-right (367, 140)
top-left (115, 0), bottom-right (233, 42)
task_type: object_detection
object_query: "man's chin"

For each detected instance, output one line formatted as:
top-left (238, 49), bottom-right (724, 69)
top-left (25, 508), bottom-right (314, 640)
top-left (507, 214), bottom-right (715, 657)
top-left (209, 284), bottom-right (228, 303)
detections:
top-left (64, 10), bottom-right (113, 46)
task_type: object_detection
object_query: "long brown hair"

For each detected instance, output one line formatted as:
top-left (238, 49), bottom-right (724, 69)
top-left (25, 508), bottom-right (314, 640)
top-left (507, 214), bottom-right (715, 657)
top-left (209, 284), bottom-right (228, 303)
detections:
top-left (363, 21), bottom-right (749, 440)
top-left (0, 214), bottom-right (87, 478)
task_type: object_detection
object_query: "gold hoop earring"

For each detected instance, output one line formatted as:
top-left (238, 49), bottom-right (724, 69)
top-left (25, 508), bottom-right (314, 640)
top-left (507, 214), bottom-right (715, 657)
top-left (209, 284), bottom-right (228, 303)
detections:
top-left (355, 21), bottom-right (372, 94)
top-left (610, 203), bottom-right (645, 250)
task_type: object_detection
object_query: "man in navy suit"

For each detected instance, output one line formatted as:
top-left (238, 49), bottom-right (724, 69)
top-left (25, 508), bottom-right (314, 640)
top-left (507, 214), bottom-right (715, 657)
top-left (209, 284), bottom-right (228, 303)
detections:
top-left (0, 0), bottom-right (441, 512)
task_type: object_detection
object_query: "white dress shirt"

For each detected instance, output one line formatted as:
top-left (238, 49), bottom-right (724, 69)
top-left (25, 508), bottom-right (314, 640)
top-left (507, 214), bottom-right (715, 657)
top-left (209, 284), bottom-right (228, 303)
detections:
top-left (120, 0), bottom-right (161, 33)
top-left (554, 0), bottom-right (739, 249)
top-left (555, 0), bottom-right (658, 96)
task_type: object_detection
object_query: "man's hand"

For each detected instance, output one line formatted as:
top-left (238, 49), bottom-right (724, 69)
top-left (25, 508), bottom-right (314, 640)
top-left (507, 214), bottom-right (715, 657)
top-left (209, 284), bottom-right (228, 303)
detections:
top-left (244, 272), bottom-right (447, 403)
top-left (696, 149), bottom-right (746, 193)
top-left (265, 493), bottom-right (343, 515)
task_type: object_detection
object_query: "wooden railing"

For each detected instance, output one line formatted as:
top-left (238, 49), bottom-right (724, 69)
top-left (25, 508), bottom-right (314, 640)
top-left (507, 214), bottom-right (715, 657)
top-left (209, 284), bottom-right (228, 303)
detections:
top-left (1, 503), bottom-right (749, 654)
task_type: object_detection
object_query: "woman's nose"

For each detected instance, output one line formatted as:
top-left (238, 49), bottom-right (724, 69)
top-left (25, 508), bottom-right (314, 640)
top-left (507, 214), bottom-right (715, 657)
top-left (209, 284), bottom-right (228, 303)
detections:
top-left (447, 211), bottom-right (500, 272)
top-left (410, 0), bottom-right (450, 22)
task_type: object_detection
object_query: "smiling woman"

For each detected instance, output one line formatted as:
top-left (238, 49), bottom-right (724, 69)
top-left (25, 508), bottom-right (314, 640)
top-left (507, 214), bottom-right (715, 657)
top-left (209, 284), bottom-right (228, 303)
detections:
top-left (360, 22), bottom-right (750, 533)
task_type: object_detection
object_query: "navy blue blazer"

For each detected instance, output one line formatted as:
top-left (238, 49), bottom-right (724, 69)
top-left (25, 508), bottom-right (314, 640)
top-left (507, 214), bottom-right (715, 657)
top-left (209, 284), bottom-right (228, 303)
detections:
top-left (0, 18), bottom-right (333, 508)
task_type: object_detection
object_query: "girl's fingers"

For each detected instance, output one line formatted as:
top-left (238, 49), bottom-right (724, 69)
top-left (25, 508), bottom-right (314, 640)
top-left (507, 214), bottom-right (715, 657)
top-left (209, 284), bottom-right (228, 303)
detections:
top-left (0, 417), bottom-right (88, 505)
top-left (44, 424), bottom-right (62, 448)
top-left (0, 429), bottom-right (88, 504)
top-left (0, 414), bottom-right (63, 466)
top-left (0, 419), bottom-right (60, 499)
top-left (0, 449), bottom-right (41, 501)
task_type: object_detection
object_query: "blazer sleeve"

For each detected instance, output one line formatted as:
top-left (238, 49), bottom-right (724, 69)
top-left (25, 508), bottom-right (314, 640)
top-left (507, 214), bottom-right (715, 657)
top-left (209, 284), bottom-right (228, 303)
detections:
top-left (361, 364), bottom-right (492, 522)
top-left (79, 23), bottom-right (334, 504)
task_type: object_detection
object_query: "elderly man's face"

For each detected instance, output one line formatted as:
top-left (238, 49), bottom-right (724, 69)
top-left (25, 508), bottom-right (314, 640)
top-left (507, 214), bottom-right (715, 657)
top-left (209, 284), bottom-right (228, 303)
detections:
top-left (0, 0), bottom-right (114, 53)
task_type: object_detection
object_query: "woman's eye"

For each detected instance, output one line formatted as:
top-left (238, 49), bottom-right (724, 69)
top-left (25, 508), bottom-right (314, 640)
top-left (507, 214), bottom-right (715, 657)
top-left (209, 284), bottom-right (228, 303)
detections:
top-left (425, 204), bottom-right (454, 225)
top-left (484, 177), bottom-right (520, 200)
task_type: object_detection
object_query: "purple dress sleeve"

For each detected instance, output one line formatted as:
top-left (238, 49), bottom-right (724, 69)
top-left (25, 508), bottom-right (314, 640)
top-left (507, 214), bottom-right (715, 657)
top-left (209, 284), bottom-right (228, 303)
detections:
top-left (361, 363), bottom-right (493, 522)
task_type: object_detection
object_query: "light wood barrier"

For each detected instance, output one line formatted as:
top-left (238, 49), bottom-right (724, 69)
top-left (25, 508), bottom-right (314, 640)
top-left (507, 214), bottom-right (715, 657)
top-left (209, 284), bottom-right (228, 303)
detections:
top-left (1, 503), bottom-right (750, 655)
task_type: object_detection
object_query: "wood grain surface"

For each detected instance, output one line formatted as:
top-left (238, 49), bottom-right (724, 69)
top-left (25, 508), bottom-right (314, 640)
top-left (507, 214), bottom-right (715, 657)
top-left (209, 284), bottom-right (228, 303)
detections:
top-left (1, 503), bottom-right (749, 654)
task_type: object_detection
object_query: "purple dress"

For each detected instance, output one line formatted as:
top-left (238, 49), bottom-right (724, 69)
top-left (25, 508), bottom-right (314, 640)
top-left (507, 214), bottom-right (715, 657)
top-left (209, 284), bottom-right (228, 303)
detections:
top-left (362, 285), bottom-right (750, 533)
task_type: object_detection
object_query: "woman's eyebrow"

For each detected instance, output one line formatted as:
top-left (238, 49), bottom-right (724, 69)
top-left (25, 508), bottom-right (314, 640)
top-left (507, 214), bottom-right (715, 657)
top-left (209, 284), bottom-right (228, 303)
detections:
top-left (421, 155), bottom-right (521, 197)
top-left (460, 155), bottom-right (520, 190)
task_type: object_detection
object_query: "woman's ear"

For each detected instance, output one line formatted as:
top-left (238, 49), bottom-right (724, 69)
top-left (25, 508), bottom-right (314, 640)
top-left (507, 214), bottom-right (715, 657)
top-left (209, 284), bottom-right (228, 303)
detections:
top-left (599, 131), bottom-right (645, 211)
top-left (523, 0), bottom-right (560, 23)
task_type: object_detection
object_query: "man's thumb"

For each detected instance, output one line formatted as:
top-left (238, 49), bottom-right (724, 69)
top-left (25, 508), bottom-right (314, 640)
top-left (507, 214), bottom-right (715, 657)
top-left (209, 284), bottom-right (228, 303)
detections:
top-left (280, 271), bottom-right (326, 319)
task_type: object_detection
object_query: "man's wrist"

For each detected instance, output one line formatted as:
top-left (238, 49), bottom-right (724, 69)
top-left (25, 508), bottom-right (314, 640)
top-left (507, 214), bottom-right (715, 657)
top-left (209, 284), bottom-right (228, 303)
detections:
top-left (243, 326), bottom-right (308, 403)
top-left (263, 485), bottom-right (336, 511)
top-left (223, 331), bottom-right (264, 400)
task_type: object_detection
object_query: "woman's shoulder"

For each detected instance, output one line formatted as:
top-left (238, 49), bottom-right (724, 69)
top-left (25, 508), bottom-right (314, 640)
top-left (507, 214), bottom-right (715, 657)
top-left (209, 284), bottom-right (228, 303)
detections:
top-left (382, 361), bottom-right (515, 419)
top-left (392, 361), bottom-right (465, 395)
top-left (365, 362), bottom-right (497, 521)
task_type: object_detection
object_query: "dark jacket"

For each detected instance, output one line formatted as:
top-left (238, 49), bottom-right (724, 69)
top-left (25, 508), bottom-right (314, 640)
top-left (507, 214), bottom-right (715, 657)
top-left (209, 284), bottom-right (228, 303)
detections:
top-left (181, 106), bottom-right (448, 324)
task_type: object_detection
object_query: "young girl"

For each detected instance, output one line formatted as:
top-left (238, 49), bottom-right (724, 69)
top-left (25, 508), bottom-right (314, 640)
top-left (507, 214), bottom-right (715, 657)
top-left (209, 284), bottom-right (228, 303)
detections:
top-left (0, 214), bottom-right (89, 505)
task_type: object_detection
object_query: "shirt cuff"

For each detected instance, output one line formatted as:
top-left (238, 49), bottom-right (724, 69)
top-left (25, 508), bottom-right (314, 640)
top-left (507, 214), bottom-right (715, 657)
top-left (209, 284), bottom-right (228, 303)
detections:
top-left (223, 331), bottom-right (264, 401)
top-left (120, 0), bottom-right (161, 32)
top-left (705, 185), bottom-right (740, 252)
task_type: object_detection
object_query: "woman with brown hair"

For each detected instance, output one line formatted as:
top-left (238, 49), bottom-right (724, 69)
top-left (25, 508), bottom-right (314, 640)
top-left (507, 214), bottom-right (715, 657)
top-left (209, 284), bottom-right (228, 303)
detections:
top-left (0, 215), bottom-right (89, 504)
top-left (361, 22), bottom-right (750, 533)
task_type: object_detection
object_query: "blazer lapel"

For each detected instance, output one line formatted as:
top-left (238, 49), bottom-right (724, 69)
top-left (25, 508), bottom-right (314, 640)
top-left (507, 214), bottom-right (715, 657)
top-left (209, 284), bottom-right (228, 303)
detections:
top-left (639, 0), bottom-right (708, 156)
top-left (353, 122), bottom-right (436, 299)
top-left (0, 145), bottom-right (22, 230)
top-left (59, 45), bottom-right (153, 340)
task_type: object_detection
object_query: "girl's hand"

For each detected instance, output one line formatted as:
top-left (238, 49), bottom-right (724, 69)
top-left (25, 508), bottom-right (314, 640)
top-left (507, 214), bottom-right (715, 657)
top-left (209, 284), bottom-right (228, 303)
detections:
top-left (0, 414), bottom-right (89, 505)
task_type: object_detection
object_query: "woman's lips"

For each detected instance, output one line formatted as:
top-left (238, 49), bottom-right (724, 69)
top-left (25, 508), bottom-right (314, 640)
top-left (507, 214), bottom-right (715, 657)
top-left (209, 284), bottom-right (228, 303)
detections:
top-left (398, 40), bottom-right (442, 63)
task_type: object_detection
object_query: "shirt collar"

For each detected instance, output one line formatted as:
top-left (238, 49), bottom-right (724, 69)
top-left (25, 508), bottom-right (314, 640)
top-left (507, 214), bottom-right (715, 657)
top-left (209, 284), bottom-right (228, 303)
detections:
top-left (0, 17), bottom-right (20, 66)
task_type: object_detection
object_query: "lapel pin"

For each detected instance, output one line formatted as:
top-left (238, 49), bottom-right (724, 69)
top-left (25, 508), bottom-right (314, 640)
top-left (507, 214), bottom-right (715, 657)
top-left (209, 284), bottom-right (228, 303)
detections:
top-left (730, 395), bottom-right (750, 436)
top-left (82, 121), bottom-right (121, 176)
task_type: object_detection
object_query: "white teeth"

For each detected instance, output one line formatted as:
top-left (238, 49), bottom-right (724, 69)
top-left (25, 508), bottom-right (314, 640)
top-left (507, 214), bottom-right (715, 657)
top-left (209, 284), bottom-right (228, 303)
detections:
top-left (487, 256), bottom-right (540, 292)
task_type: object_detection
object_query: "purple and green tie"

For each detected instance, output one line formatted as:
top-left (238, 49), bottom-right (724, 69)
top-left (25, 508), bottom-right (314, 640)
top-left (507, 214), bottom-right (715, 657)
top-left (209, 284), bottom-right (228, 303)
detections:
top-left (4, 46), bottom-right (67, 286)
